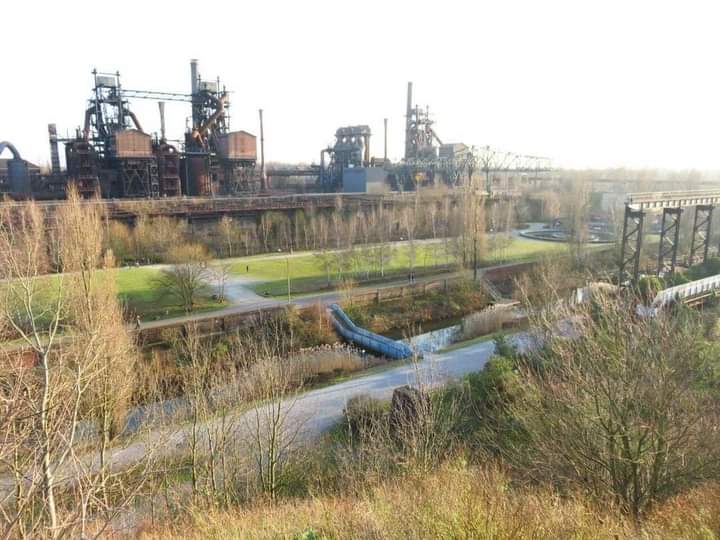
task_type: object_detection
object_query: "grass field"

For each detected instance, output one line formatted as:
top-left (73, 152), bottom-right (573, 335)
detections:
top-left (115, 267), bottom-right (225, 320)
top-left (9, 237), bottom-right (591, 321)
top-left (223, 237), bottom-right (572, 297)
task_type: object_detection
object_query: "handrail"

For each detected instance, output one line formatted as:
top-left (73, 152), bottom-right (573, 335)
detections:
top-left (652, 273), bottom-right (720, 307)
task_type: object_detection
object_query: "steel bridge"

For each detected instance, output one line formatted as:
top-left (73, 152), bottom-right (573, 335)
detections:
top-left (619, 190), bottom-right (720, 285)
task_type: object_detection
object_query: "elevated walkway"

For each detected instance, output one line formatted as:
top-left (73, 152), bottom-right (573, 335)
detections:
top-left (328, 304), bottom-right (413, 360)
top-left (652, 273), bottom-right (720, 307)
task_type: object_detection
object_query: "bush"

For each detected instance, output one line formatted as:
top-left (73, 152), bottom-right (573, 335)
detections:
top-left (637, 275), bottom-right (662, 304)
top-left (343, 394), bottom-right (387, 436)
top-left (511, 296), bottom-right (720, 517)
top-left (688, 256), bottom-right (720, 281)
top-left (285, 304), bottom-right (336, 348)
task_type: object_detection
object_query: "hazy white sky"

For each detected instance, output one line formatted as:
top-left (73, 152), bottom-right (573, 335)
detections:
top-left (2, 0), bottom-right (719, 170)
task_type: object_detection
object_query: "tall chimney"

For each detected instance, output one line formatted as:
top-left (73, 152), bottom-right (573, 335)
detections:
top-left (190, 59), bottom-right (200, 129)
top-left (259, 109), bottom-right (267, 192)
top-left (383, 118), bottom-right (388, 162)
top-left (405, 82), bottom-right (413, 160)
top-left (190, 59), bottom-right (199, 95)
top-left (47, 123), bottom-right (61, 175)
top-left (158, 102), bottom-right (166, 141)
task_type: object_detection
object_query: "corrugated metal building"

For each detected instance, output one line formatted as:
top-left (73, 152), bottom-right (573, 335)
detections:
top-left (342, 167), bottom-right (388, 194)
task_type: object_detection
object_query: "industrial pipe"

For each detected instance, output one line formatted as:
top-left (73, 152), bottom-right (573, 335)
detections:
top-left (82, 106), bottom-right (94, 141)
top-left (0, 141), bottom-right (21, 160)
top-left (191, 93), bottom-right (227, 146)
top-left (126, 110), bottom-right (145, 133)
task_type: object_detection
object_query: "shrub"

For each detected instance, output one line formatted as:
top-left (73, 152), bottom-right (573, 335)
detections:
top-left (511, 296), bottom-right (720, 517)
top-left (637, 275), bottom-right (662, 304)
top-left (343, 393), bottom-right (387, 436)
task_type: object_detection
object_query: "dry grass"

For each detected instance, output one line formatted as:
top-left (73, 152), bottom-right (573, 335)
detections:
top-left (290, 345), bottom-right (368, 382)
top-left (460, 304), bottom-right (516, 340)
top-left (238, 345), bottom-right (369, 401)
top-left (137, 461), bottom-right (720, 539)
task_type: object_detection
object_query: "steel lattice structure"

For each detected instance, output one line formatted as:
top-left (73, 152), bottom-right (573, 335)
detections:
top-left (619, 190), bottom-right (720, 285)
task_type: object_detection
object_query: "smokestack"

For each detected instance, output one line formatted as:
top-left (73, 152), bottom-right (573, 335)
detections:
top-left (158, 102), bottom-right (166, 141)
top-left (383, 118), bottom-right (388, 162)
top-left (259, 109), bottom-right (267, 192)
top-left (47, 124), bottom-right (61, 175)
top-left (190, 59), bottom-right (199, 95)
top-left (405, 82), bottom-right (413, 159)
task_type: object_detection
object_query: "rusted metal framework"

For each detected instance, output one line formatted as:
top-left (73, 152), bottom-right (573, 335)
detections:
top-left (64, 140), bottom-right (100, 197)
top-left (405, 82), bottom-right (442, 160)
top-left (53, 61), bottom-right (257, 200)
top-left (619, 190), bottom-right (720, 285)
top-left (319, 125), bottom-right (372, 190)
top-left (657, 207), bottom-right (682, 274)
top-left (397, 82), bottom-right (552, 192)
top-left (689, 204), bottom-right (714, 265)
top-left (618, 206), bottom-right (645, 285)
top-left (392, 148), bottom-right (552, 192)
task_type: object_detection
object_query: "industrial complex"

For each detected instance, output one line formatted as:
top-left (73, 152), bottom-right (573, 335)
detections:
top-left (0, 60), bottom-right (551, 200)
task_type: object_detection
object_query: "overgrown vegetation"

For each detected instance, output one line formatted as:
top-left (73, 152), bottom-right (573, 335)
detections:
top-left (138, 292), bottom-right (720, 539)
top-left (4, 186), bottom-right (718, 539)
top-left (343, 279), bottom-right (489, 335)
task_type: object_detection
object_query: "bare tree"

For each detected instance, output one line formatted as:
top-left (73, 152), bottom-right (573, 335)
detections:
top-left (0, 193), bottom-right (149, 538)
top-left (562, 176), bottom-right (591, 266)
top-left (0, 201), bottom-right (65, 535)
top-left (155, 243), bottom-right (210, 313)
top-left (511, 294), bottom-right (720, 517)
top-left (55, 189), bottom-right (137, 507)
top-left (242, 357), bottom-right (305, 501)
top-left (208, 262), bottom-right (232, 304)
top-left (217, 215), bottom-right (236, 257)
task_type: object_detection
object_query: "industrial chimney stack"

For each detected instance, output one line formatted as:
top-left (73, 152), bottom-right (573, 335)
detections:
top-left (383, 118), bottom-right (388, 162)
top-left (158, 102), bottom-right (166, 141)
top-left (47, 124), bottom-right (61, 175)
top-left (404, 82), bottom-right (413, 160)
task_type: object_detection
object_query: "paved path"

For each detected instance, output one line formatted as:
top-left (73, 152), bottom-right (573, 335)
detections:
top-left (0, 333), bottom-right (515, 497)
top-left (137, 269), bottom-right (466, 330)
top-left (103, 337), bottom-right (500, 471)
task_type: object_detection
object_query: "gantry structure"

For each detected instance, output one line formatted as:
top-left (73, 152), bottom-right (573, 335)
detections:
top-left (619, 190), bottom-right (720, 285)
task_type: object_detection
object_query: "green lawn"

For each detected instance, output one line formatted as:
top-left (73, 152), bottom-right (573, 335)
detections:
top-left (223, 237), bottom-right (577, 297)
top-left (115, 267), bottom-right (225, 320)
top-left (484, 236), bottom-right (569, 263)
top-left (4, 237), bottom-right (596, 326)
top-left (2, 267), bottom-right (224, 326)
top-left (229, 243), bottom-right (457, 297)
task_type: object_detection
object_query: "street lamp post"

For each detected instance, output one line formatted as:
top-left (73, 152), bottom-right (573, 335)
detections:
top-left (278, 248), bottom-right (291, 304)
top-left (286, 255), bottom-right (291, 305)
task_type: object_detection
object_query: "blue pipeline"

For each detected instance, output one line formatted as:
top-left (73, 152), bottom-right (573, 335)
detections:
top-left (328, 304), bottom-right (413, 360)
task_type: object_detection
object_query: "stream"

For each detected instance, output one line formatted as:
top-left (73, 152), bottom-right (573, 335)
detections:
top-left (380, 317), bottom-right (465, 354)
